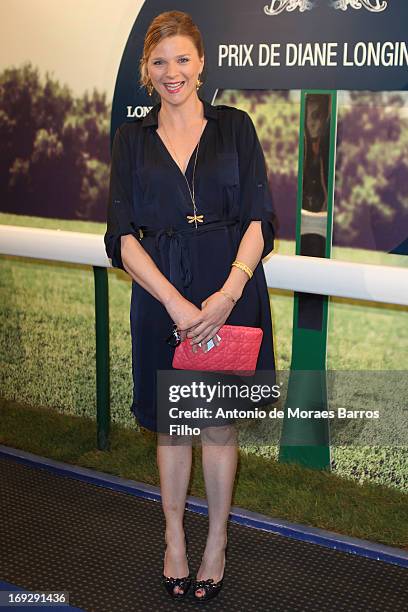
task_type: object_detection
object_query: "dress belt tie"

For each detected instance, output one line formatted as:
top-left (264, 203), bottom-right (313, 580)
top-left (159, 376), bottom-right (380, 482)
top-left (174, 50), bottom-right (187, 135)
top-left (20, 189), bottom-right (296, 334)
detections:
top-left (139, 219), bottom-right (239, 292)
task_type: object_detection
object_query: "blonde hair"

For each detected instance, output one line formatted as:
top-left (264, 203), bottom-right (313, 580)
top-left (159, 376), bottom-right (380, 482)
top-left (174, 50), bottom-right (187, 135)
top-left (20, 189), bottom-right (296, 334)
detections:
top-left (139, 10), bottom-right (204, 89)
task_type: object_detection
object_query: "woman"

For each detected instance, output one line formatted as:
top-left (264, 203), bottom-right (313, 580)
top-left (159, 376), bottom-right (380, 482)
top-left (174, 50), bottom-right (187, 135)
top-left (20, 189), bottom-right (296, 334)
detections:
top-left (300, 94), bottom-right (331, 258)
top-left (104, 10), bottom-right (276, 602)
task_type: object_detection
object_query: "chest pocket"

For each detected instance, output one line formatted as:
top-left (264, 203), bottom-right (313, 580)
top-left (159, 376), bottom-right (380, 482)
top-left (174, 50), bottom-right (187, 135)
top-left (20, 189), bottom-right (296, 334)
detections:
top-left (133, 165), bottom-right (156, 209)
top-left (134, 166), bottom-right (148, 193)
top-left (217, 153), bottom-right (240, 187)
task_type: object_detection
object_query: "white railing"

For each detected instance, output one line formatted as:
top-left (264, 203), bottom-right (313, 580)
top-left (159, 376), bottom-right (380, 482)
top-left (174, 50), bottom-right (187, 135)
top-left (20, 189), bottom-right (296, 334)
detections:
top-left (1, 224), bottom-right (407, 306)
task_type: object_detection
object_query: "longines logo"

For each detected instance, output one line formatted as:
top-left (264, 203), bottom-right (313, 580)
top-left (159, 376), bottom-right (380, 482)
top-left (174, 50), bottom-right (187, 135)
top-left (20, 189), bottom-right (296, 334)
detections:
top-left (127, 105), bottom-right (153, 118)
top-left (264, 0), bottom-right (388, 15)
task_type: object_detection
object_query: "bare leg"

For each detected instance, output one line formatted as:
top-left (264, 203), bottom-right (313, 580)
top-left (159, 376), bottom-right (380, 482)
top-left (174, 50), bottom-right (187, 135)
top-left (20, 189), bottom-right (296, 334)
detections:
top-left (194, 425), bottom-right (238, 598)
top-left (157, 433), bottom-right (192, 595)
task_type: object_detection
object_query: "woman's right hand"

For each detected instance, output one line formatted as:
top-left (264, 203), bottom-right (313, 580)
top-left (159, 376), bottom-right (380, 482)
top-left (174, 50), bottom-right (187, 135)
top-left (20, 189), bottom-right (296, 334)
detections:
top-left (165, 294), bottom-right (206, 351)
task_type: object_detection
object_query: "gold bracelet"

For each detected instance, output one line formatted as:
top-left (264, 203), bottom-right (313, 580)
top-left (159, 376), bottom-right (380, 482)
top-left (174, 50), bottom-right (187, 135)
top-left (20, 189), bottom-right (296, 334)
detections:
top-left (231, 260), bottom-right (253, 279)
top-left (218, 289), bottom-right (237, 305)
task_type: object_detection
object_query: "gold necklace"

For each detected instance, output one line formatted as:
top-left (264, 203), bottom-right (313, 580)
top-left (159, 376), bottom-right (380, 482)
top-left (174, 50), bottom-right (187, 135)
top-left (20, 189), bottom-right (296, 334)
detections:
top-left (160, 113), bottom-right (205, 229)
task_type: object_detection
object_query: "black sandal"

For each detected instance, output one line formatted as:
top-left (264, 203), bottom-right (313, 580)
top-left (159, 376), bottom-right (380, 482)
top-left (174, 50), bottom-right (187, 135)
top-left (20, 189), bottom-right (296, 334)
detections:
top-left (193, 546), bottom-right (226, 603)
top-left (192, 576), bottom-right (224, 603)
top-left (162, 548), bottom-right (192, 600)
top-left (162, 572), bottom-right (192, 599)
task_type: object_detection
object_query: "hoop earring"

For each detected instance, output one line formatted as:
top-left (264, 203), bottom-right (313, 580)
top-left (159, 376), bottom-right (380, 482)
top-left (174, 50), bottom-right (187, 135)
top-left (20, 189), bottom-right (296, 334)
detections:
top-left (196, 74), bottom-right (203, 90)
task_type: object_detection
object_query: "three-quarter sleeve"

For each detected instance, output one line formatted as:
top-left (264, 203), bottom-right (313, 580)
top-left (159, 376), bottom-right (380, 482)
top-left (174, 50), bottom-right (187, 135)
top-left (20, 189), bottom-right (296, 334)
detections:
top-left (104, 124), bottom-right (139, 271)
top-left (237, 111), bottom-right (276, 259)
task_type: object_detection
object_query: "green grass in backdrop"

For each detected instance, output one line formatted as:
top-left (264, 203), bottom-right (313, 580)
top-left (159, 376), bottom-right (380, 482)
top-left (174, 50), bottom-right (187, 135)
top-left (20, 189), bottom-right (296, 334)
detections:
top-left (0, 213), bottom-right (407, 549)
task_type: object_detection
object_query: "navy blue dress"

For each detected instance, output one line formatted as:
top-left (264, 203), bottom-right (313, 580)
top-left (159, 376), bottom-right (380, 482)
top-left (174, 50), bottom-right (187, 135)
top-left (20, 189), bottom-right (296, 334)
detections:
top-left (104, 97), bottom-right (277, 432)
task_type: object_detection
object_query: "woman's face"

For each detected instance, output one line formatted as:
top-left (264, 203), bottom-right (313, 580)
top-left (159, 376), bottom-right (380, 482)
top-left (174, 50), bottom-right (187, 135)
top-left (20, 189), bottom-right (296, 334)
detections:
top-left (306, 102), bottom-right (324, 140)
top-left (147, 34), bottom-right (204, 105)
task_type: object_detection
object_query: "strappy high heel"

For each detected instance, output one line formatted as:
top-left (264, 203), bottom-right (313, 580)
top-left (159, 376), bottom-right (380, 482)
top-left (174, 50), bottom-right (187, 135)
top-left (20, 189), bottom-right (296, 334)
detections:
top-left (192, 575), bottom-right (224, 603)
top-left (162, 544), bottom-right (192, 599)
top-left (192, 545), bottom-right (227, 603)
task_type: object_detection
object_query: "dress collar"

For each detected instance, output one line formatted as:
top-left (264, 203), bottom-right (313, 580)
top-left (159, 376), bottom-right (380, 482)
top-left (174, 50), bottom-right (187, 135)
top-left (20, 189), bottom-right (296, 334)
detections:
top-left (141, 96), bottom-right (218, 128)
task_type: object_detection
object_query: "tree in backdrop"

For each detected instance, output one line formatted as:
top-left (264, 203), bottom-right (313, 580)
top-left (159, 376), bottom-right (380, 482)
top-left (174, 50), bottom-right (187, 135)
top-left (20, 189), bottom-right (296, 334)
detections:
top-left (0, 63), bottom-right (110, 221)
top-left (218, 89), bottom-right (408, 251)
top-left (1, 70), bottom-right (407, 249)
top-left (335, 91), bottom-right (408, 251)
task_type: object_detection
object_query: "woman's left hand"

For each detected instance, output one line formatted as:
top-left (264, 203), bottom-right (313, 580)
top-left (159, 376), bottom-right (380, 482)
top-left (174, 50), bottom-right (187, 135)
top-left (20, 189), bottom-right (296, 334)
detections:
top-left (186, 291), bottom-right (235, 353)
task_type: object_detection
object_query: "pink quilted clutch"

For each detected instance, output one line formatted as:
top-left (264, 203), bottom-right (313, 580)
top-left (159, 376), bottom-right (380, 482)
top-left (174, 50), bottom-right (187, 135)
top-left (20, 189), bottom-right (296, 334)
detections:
top-left (172, 325), bottom-right (263, 376)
